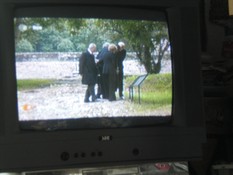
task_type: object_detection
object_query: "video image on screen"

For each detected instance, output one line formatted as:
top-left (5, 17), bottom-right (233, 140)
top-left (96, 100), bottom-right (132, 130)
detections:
top-left (15, 17), bottom-right (172, 129)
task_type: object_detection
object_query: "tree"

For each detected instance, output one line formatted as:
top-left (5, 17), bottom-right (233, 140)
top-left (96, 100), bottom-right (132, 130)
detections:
top-left (71, 19), bottom-right (112, 51)
top-left (16, 39), bottom-right (34, 52)
top-left (14, 18), bottom-right (86, 51)
top-left (96, 19), bottom-right (170, 74)
top-left (36, 27), bottom-right (62, 52)
top-left (14, 18), bottom-right (170, 73)
top-left (57, 38), bottom-right (75, 52)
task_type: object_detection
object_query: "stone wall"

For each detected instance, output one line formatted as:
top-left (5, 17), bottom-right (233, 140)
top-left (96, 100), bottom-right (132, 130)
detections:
top-left (15, 52), bottom-right (138, 61)
top-left (16, 52), bottom-right (82, 61)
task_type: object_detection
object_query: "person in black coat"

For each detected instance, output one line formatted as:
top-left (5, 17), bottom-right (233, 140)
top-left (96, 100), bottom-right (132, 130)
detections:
top-left (79, 43), bottom-right (98, 102)
top-left (116, 42), bottom-right (126, 99)
top-left (98, 44), bottom-right (118, 101)
top-left (96, 42), bottom-right (109, 98)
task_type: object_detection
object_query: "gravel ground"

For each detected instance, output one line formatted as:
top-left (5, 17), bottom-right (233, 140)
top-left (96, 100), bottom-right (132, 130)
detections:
top-left (18, 79), bottom-right (139, 120)
top-left (16, 60), bottom-right (171, 120)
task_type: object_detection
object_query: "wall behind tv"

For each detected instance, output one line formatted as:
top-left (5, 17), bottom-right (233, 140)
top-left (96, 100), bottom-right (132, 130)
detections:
top-left (204, 0), bottom-right (228, 59)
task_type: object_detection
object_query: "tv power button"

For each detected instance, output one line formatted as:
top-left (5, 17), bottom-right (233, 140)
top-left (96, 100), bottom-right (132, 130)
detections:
top-left (60, 152), bottom-right (70, 161)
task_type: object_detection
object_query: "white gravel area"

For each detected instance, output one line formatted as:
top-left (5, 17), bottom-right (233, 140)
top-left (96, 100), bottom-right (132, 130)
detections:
top-left (16, 59), bottom-right (171, 79)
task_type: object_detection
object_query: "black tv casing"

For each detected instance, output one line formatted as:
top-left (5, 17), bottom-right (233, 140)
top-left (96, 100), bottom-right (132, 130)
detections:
top-left (0, 0), bottom-right (206, 172)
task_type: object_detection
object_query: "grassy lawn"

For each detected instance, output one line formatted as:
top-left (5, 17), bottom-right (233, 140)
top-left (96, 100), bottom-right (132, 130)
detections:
top-left (17, 79), bottom-right (56, 90)
top-left (124, 73), bottom-right (172, 113)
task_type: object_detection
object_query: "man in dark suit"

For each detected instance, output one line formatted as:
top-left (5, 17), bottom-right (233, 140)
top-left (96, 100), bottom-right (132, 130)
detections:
top-left (98, 44), bottom-right (118, 101)
top-left (96, 42), bottom-right (109, 98)
top-left (116, 42), bottom-right (126, 99)
top-left (79, 43), bottom-right (98, 102)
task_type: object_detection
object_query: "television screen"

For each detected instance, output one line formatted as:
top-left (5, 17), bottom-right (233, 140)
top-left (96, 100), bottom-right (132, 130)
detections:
top-left (0, 1), bottom-right (205, 172)
top-left (15, 13), bottom-right (172, 130)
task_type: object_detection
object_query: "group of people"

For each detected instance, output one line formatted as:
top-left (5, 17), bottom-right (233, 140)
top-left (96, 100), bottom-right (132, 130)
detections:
top-left (79, 42), bottom-right (126, 103)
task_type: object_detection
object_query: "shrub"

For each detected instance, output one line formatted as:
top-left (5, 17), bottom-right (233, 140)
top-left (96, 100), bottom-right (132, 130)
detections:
top-left (16, 39), bottom-right (34, 52)
top-left (57, 38), bottom-right (75, 52)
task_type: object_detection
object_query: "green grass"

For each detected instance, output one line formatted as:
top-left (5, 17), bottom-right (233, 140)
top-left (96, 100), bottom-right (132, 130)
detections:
top-left (17, 79), bottom-right (56, 90)
top-left (124, 73), bottom-right (172, 112)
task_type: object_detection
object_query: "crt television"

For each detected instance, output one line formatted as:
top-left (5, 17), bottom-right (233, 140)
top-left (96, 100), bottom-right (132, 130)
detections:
top-left (0, 0), bottom-right (205, 172)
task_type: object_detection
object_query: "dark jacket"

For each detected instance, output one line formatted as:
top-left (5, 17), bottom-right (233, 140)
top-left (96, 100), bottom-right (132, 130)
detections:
top-left (98, 50), bottom-right (117, 98)
top-left (79, 51), bottom-right (98, 85)
top-left (116, 49), bottom-right (126, 72)
top-left (96, 47), bottom-right (108, 60)
top-left (96, 47), bottom-right (108, 74)
top-left (99, 51), bottom-right (117, 74)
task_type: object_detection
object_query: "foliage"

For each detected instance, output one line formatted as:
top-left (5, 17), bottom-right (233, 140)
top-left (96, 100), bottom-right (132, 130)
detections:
top-left (71, 19), bottom-right (113, 51)
top-left (37, 27), bottom-right (63, 52)
top-left (15, 18), bottom-right (85, 40)
top-left (57, 38), bottom-right (75, 52)
top-left (15, 18), bottom-right (171, 73)
top-left (16, 39), bottom-right (34, 52)
top-left (15, 18), bottom-right (86, 52)
top-left (96, 19), bottom-right (170, 73)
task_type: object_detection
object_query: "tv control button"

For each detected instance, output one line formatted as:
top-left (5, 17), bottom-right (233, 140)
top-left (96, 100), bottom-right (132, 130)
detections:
top-left (60, 152), bottom-right (70, 161)
top-left (98, 151), bottom-right (103, 157)
top-left (81, 152), bottom-right (86, 158)
top-left (132, 148), bottom-right (140, 156)
top-left (74, 153), bottom-right (79, 158)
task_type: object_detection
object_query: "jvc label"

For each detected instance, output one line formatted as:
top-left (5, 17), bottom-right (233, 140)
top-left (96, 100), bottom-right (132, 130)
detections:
top-left (99, 135), bottom-right (112, 141)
